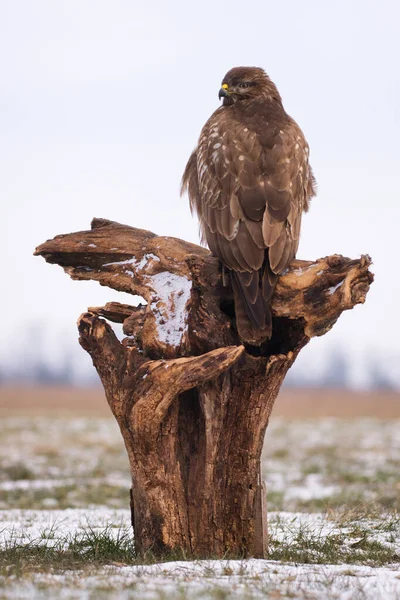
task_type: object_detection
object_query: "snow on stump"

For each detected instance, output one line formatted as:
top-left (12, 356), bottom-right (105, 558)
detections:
top-left (34, 218), bottom-right (374, 558)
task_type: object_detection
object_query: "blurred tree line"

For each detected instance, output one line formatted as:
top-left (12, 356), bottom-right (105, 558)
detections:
top-left (285, 349), bottom-right (395, 390)
top-left (0, 325), bottom-right (396, 390)
top-left (0, 349), bottom-right (395, 391)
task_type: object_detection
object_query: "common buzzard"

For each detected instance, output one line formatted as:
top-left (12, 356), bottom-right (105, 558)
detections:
top-left (181, 66), bottom-right (316, 345)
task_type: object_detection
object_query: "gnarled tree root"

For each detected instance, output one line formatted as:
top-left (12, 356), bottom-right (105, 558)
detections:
top-left (35, 218), bottom-right (373, 557)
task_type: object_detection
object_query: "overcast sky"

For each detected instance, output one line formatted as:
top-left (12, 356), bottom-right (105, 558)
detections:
top-left (1, 0), bottom-right (399, 385)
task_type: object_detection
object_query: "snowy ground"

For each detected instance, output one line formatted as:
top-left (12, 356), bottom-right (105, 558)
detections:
top-left (3, 557), bottom-right (400, 599)
top-left (0, 508), bottom-right (399, 599)
top-left (0, 416), bottom-right (399, 598)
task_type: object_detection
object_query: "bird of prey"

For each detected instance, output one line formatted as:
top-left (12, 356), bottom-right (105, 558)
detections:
top-left (181, 66), bottom-right (316, 345)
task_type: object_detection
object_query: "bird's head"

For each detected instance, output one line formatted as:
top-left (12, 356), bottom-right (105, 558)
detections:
top-left (218, 66), bottom-right (281, 106)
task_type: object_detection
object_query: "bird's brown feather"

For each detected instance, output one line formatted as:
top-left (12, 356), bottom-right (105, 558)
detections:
top-left (181, 66), bottom-right (316, 344)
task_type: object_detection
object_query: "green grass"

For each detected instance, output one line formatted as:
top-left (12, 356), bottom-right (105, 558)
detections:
top-left (0, 463), bottom-right (35, 481)
top-left (269, 526), bottom-right (400, 567)
top-left (0, 527), bottom-right (212, 580)
top-left (0, 511), bottom-right (399, 578)
top-left (0, 483), bottom-right (130, 510)
top-left (0, 525), bottom-right (136, 576)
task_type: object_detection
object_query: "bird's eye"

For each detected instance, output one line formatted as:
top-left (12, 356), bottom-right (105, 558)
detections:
top-left (238, 82), bottom-right (250, 89)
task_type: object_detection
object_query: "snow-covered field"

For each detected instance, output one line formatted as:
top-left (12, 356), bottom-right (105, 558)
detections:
top-left (1, 508), bottom-right (400, 599)
top-left (3, 555), bottom-right (400, 599)
top-left (0, 416), bottom-right (399, 598)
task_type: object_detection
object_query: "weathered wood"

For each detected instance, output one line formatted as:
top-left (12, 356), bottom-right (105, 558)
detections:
top-left (35, 218), bottom-right (373, 558)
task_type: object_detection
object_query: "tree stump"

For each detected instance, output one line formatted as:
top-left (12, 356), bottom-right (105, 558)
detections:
top-left (34, 218), bottom-right (373, 558)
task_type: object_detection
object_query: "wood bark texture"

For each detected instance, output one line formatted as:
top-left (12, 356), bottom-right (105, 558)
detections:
top-left (35, 218), bottom-right (373, 558)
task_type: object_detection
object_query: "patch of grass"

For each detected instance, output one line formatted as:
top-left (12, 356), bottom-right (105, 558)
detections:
top-left (270, 448), bottom-right (289, 460)
top-left (295, 490), bottom-right (371, 513)
top-left (265, 491), bottom-right (285, 511)
top-left (302, 463), bottom-right (324, 476)
top-left (332, 471), bottom-right (372, 485)
top-left (0, 525), bottom-right (200, 577)
top-left (0, 485), bottom-right (74, 510)
top-left (269, 525), bottom-right (400, 566)
top-left (1, 512), bottom-right (399, 579)
top-left (326, 501), bottom-right (383, 522)
top-left (0, 525), bottom-right (134, 576)
top-left (0, 463), bottom-right (35, 481)
top-left (0, 482), bottom-right (129, 510)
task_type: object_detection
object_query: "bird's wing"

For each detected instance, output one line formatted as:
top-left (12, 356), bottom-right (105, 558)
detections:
top-left (181, 110), bottom-right (313, 340)
top-left (194, 114), bottom-right (265, 273)
top-left (189, 112), bottom-right (310, 275)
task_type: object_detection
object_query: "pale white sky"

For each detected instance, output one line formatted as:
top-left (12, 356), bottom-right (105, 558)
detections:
top-left (1, 0), bottom-right (399, 385)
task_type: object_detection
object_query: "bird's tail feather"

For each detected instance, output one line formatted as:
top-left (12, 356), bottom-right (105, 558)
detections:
top-left (230, 264), bottom-right (278, 345)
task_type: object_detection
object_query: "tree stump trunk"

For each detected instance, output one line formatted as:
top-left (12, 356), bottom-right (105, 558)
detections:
top-left (35, 218), bottom-right (373, 558)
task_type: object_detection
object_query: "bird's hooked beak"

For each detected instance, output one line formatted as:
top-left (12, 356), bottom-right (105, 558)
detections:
top-left (218, 83), bottom-right (229, 100)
